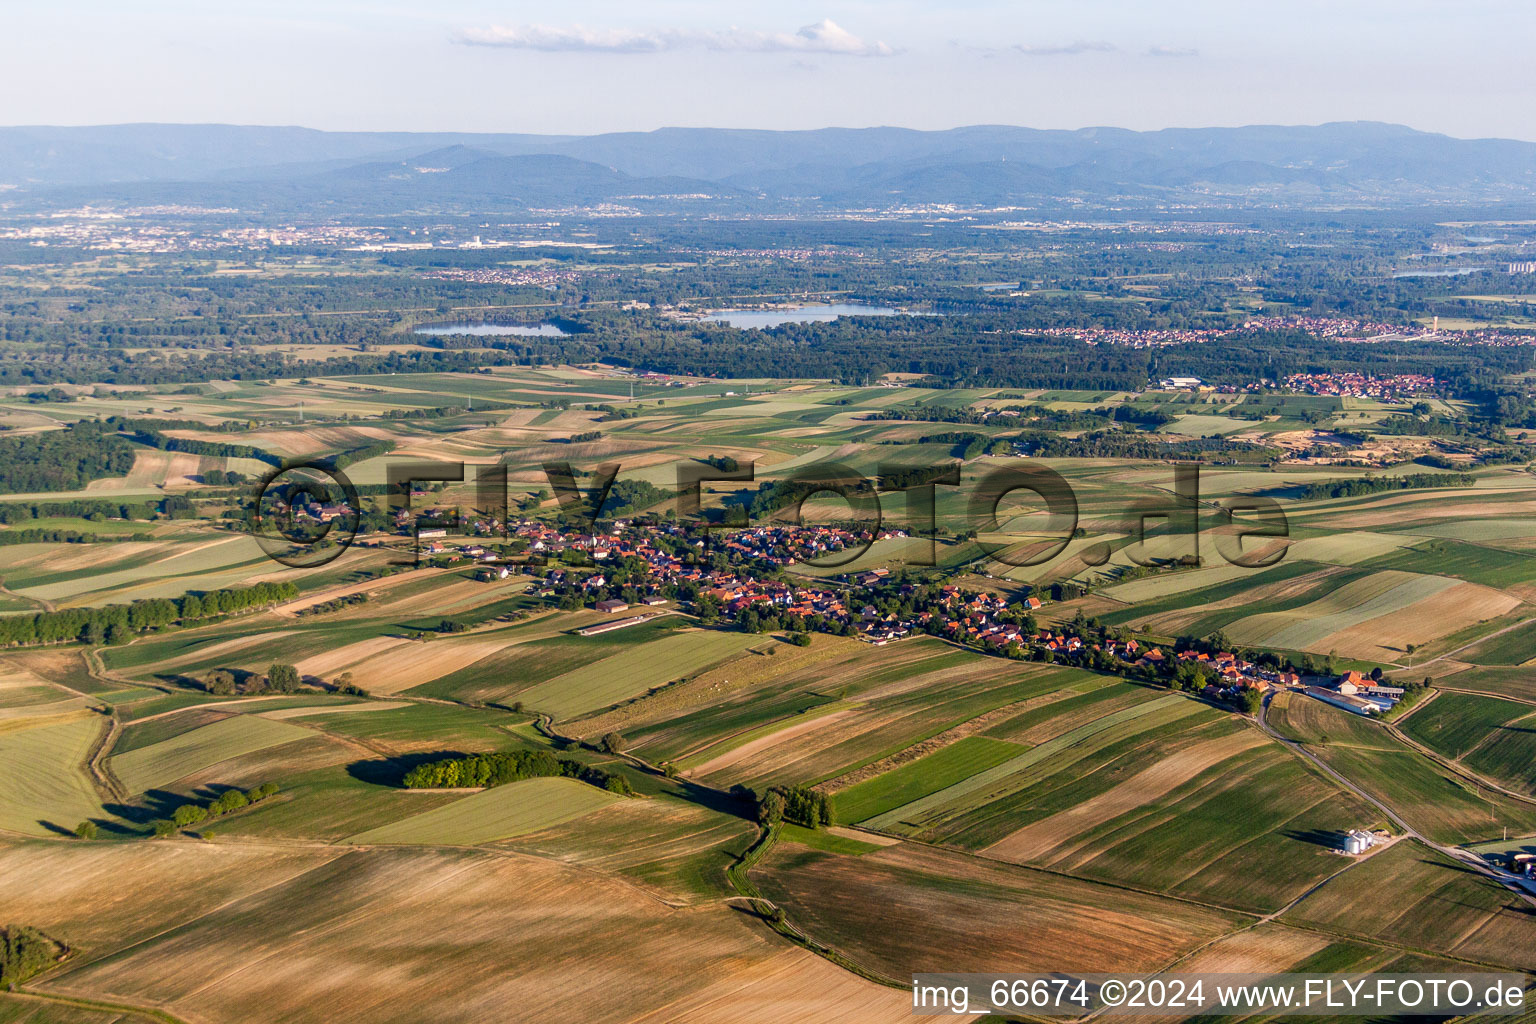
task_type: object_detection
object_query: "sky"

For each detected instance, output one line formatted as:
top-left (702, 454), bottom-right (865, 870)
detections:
top-left (3, 0), bottom-right (1535, 140)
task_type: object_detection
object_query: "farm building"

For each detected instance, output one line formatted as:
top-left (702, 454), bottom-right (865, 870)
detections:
top-left (576, 614), bottom-right (653, 637)
top-left (1304, 685), bottom-right (1380, 717)
top-left (594, 599), bottom-right (630, 613)
top-left (1341, 829), bottom-right (1382, 856)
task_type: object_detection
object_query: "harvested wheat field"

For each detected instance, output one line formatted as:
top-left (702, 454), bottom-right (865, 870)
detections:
top-left (685, 707), bottom-right (858, 778)
top-left (1222, 571), bottom-right (1457, 652)
top-left (86, 450), bottom-right (204, 490)
top-left (338, 635), bottom-right (540, 695)
top-left (1320, 580), bottom-right (1522, 661)
top-left (752, 840), bottom-right (1248, 978)
top-left (293, 635), bottom-right (411, 681)
top-left (9, 842), bottom-right (917, 1024)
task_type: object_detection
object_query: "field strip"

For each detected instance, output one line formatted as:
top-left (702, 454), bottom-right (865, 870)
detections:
top-left (6, 988), bottom-right (192, 1024)
top-left (1229, 572), bottom-right (1458, 650)
top-left (128, 694), bottom-right (320, 725)
top-left (271, 566), bottom-right (460, 615)
top-left (293, 635), bottom-right (412, 681)
top-left (983, 728), bottom-right (1269, 865)
top-left (0, 706), bottom-right (96, 736)
top-left (340, 636), bottom-right (541, 695)
top-left (345, 777), bottom-right (619, 845)
top-left (0, 712), bottom-right (104, 836)
top-left (144, 630), bottom-right (300, 674)
top-left (684, 708), bottom-right (860, 777)
top-left (259, 701), bottom-right (408, 720)
top-left (862, 694), bottom-right (1193, 831)
top-left (111, 715), bottom-right (315, 794)
top-left (1101, 564), bottom-right (1265, 603)
top-left (825, 826), bottom-right (901, 847)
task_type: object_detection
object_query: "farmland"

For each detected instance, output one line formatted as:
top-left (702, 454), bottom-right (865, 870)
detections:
top-left (1268, 691), bottom-right (1536, 843)
top-left (348, 777), bottom-right (620, 845)
top-left (2, 352), bottom-right (1536, 1015)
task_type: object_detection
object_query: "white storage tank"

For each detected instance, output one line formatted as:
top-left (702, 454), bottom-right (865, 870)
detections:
top-left (1344, 833), bottom-right (1367, 856)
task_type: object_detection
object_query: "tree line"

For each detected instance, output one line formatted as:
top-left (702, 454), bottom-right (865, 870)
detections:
top-left (0, 581), bottom-right (298, 647)
top-left (1295, 472), bottom-right (1476, 500)
top-left (402, 749), bottom-right (633, 795)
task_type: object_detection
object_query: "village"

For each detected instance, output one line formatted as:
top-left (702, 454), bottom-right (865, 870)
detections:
top-left (370, 505), bottom-right (1416, 719)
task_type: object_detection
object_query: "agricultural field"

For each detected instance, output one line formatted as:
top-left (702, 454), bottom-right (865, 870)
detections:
top-left (1267, 691), bottom-right (1536, 844)
top-left (751, 840), bottom-right (1250, 977)
top-left (348, 777), bottom-right (620, 845)
top-left (1401, 692), bottom-right (1536, 796)
top-left (0, 841), bottom-right (917, 1024)
top-left (4, 358), bottom-right (1536, 1017)
top-left (108, 714), bottom-right (315, 794)
top-left (1280, 840), bottom-right (1536, 971)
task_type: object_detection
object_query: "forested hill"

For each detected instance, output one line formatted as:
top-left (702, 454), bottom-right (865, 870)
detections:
top-left (4, 122), bottom-right (1536, 210)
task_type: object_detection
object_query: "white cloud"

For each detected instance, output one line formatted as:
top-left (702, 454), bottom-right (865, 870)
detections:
top-left (1146, 45), bottom-right (1200, 58)
top-left (456, 19), bottom-right (894, 57)
top-left (1010, 41), bottom-right (1118, 56)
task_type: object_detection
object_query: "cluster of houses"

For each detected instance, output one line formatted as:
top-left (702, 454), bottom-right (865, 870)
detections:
top-left (399, 516), bottom-right (1408, 715)
top-left (1282, 371), bottom-right (1438, 399)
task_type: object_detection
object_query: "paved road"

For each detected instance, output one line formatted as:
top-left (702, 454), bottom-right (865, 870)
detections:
top-left (1258, 692), bottom-right (1536, 909)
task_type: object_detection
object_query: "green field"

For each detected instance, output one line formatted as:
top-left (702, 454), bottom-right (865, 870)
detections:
top-left (863, 694), bottom-right (1201, 833)
top-left (1270, 693), bottom-right (1536, 844)
top-left (1397, 693), bottom-right (1536, 796)
top-left (1281, 840), bottom-right (1536, 971)
top-left (1401, 692), bottom-right (1531, 760)
top-left (346, 777), bottom-right (619, 845)
top-left (110, 714), bottom-right (314, 794)
top-left (1361, 538), bottom-right (1536, 589)
top-left (510, 629), bottom-right (762, 721)
top-left (0, 712), bottom-right (104, 836)
top-left (1458, 620), bottom-right (1536, 666)
top-left (831, 736), bottom-right (1025, 824)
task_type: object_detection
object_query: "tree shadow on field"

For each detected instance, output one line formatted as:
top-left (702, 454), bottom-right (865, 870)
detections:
top-left (346, 751), bottom-right (469, 788)
top-left (151, 673), bottom-right (206, 690)
top-left (102, 788), bottom-right (202, 827)
top-left (671, 778), bottom-right (758, 820)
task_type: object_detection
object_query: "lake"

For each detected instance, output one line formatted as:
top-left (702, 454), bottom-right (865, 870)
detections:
top-left (413, 322), bottom-right (568, 336)
top-left (701, 303), bottom-right (909, 329)
top-left (1392, 268), bottom-right (1486, 279)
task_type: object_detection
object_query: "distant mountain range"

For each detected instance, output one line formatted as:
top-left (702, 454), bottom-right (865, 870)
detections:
top-left (3, 122), bottom-right (1534, 212)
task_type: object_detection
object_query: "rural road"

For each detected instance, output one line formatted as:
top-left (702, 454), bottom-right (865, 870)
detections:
top-left (1257, 693), bottom-right (1536, 909)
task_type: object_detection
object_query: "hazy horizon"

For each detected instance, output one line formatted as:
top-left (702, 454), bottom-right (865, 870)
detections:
top-left (5, 1), bottom-right (1534, 142)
